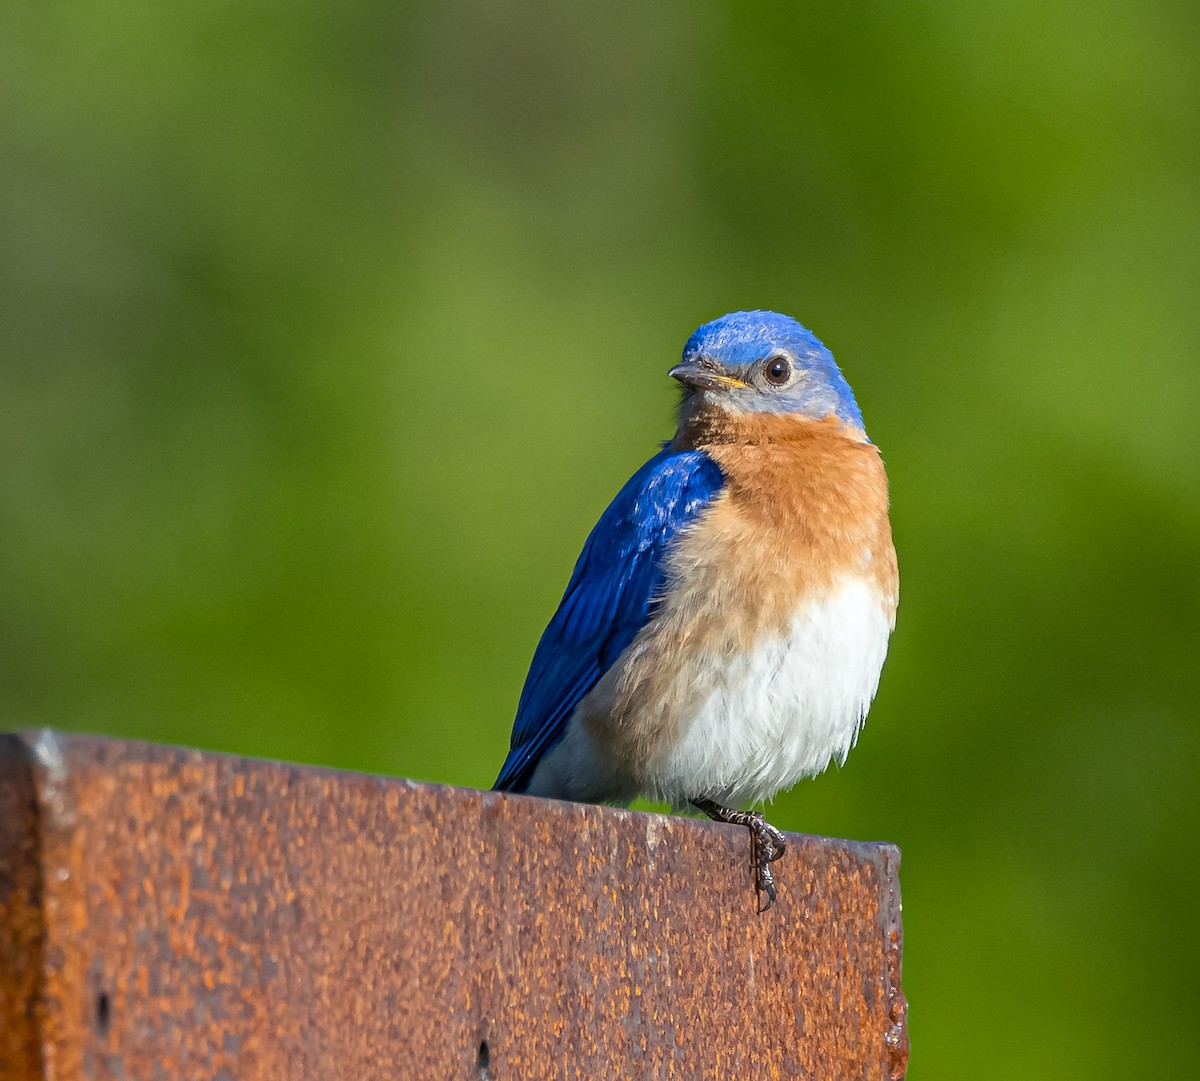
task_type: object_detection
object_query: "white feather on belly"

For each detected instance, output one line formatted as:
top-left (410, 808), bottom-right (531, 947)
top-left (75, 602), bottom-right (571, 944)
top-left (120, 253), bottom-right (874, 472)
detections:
top-left (644, 574), bottom-right (893, 806)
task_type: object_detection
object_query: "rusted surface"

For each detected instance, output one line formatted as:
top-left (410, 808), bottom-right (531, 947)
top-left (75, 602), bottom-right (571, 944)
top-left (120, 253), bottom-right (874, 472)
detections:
top-left (0, 731), bottom-right (907, 1080)
top-left (0, 738), bottom-right (46, 1080)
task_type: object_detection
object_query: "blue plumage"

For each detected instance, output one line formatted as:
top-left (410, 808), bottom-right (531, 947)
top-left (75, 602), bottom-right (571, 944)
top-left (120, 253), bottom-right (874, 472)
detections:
top-left (493, 447), bottom-right (725, 793)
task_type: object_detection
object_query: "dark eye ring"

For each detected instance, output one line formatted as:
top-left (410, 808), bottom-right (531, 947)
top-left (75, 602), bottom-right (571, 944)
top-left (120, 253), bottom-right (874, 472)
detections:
top-left (763, 354), bottom-right (792, 386)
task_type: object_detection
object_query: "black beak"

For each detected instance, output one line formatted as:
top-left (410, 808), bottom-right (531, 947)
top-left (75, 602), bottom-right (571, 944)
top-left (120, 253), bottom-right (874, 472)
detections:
top-left (668, 360), bottom-right (748, 392)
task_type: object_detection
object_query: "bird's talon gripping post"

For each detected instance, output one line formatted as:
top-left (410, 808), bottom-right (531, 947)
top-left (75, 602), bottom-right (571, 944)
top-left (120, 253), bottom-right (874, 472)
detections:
top-left (757, 867), bottom-right (777, 912)
top-left (752, 832), bottom-right (778, 911)
top-left (692, 798), bottom-right (787, 911)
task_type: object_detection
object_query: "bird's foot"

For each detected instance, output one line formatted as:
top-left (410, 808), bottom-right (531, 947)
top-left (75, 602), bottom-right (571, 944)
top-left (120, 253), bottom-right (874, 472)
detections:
top-left (691, 799), bottom-right (789, 912)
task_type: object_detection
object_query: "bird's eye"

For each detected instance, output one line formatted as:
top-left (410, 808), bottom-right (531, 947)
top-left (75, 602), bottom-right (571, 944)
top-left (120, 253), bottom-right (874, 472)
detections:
top-left (763, 355), bottom-right (792, 386)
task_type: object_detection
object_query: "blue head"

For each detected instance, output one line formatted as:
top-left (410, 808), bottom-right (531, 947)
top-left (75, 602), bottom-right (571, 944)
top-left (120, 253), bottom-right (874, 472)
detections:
top-left (670, 311), bottom-right (864, 432)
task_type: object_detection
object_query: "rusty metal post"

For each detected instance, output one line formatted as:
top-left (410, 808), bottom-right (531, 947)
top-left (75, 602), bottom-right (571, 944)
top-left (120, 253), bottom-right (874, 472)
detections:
top-left (0, 731), bottom-right (908, 1080)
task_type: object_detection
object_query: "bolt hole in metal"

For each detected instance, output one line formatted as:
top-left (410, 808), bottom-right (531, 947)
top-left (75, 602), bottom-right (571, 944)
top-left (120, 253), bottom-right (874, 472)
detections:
top-left (95, 992), bottom-right (111, 1034)
top-left (476, 1039), bottom-right (491, 1079)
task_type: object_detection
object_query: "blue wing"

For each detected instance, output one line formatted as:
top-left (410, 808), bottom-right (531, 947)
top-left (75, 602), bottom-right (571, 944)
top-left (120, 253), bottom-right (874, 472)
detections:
top-left (494, 447), bottom-right (726, 793)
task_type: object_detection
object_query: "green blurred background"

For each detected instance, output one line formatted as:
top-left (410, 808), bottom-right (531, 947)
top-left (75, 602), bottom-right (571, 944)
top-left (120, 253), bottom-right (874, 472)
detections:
top-left (3, 1), bottom-right (1198, 1076)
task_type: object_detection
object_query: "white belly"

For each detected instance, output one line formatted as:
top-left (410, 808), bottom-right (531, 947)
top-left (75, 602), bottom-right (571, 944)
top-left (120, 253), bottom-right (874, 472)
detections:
top-left (645, 575), bottom-right (893, 806)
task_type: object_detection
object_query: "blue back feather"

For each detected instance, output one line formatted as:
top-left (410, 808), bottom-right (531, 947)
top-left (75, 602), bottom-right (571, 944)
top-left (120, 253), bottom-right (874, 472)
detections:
top-left (494, 447), bottom-right (725, 792)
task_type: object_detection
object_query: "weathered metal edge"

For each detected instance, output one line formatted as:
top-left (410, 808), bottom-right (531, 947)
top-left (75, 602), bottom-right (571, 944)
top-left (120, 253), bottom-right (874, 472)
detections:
top-left (14, 727), bottom-right (903, 865)
top-left (0, 732), bottom-right (49, 1081)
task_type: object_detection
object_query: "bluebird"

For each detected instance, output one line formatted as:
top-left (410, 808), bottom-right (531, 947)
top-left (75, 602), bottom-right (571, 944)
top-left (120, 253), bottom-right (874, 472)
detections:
top-left (494, 311), bottom-right (897, 909)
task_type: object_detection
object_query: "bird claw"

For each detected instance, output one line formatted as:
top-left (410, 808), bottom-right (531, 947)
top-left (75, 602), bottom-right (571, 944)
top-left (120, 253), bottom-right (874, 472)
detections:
top-left (755, 864), bottom-right (777, 911)
top-left (691, 799), bottom-right (789, 912)
top-left (747, 812), bottom-right (787, 910)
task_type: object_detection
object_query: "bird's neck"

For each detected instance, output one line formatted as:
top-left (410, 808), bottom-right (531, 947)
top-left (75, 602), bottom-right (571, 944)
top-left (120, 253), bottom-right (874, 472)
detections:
top-left (671, 408), bottom-right (867, 451)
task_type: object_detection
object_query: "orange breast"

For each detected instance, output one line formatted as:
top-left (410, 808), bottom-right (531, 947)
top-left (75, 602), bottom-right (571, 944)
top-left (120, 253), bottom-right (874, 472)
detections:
top-left (679, 413), bottom-right (897, 631)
